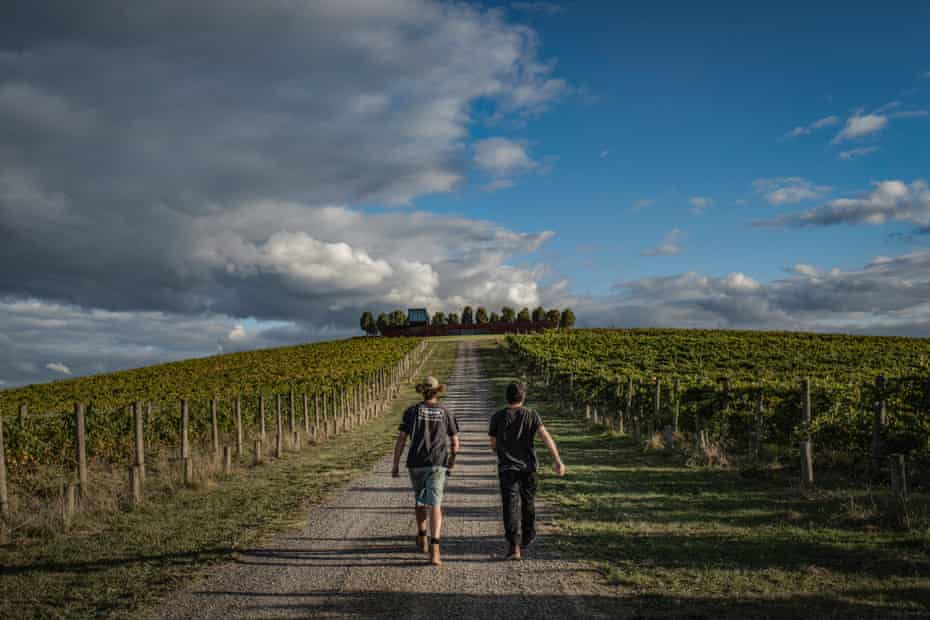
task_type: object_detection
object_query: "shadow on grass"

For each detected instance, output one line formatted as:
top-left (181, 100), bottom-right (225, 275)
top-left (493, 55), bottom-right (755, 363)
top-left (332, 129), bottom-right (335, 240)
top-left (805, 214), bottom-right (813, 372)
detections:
top-left (474, 340), bottom-right (930, 617)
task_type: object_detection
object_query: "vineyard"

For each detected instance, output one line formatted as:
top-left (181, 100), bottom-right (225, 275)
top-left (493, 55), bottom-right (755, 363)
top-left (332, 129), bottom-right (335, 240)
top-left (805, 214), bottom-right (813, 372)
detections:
top-left (507, 329), bottom-right (930, 483)
top-left (0, 337), bottom-right (421, 469)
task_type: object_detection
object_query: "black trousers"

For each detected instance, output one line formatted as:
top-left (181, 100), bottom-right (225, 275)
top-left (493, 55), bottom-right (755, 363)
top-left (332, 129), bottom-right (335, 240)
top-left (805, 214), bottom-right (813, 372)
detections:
top-left (499, 470), bottom-right (538, 546)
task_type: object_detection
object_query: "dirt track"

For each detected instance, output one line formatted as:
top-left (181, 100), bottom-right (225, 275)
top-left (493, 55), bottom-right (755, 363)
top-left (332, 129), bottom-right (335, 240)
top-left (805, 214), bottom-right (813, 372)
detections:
top-left (154, 342), bottom-right (612, 619)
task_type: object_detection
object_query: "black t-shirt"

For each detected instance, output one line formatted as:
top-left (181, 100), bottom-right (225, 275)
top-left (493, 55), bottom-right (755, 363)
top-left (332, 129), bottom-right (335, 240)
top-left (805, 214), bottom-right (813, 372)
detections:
top-left (488, 406), bottom-right (543, 472)
top-left (399, 402), bottom-right (459, 469)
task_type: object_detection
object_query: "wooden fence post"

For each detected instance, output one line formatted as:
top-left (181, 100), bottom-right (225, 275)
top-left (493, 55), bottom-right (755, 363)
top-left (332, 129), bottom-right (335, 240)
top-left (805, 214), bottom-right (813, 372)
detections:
top-left (303, 393), bottom-right (310, 436)
top-left (63, 482), bottom-right (77, 530)
top-left (800, 377), bottom-right (813, 485)
top-left (235, 397), bottom-right (243, 457)
top-left (18, 404), bottom-right (26, 426)
top-left (293, 431), bottom-right (301, 452)
top-left (633, 379), bottom-right (642, 444)
top-left (210, 398), bottom-right (220, 459)
top-left (0, 415), bottom-right (8, 519)
top-left (129, 465), bottom-right (143, 506)
top-left (803, 377), bottom-right (811, 425)
top-left (652, 378), bottom-right (661, 439)
top-left (259, 395), bottom-right (267, 442)
top-left (223, 446), bottom-right (233, 475)
top-left (313, 393), bottom-right (320, 441)
top-left (181, 399), bottom-right (192, 486)
top-left (672, 378), bottom-right (680, 433)
top-left (133, 401), bottom-right (146, 484)
top-left (751, 393), bottom-right (764, 461)
top-left (289, 389), bottom-right (296, 433)
top-left (889, 453), bottom-right (907, 498)
top-left (275, 394), bottom-right (283, 458)
top-left (75, 403), bottom-right (88, 492)
top-left (253, 439), bottom-right (263, 466)
top-left (872, 375), bottom-right (885, 471)
top-left (625, 377), bottom-right (633, 436)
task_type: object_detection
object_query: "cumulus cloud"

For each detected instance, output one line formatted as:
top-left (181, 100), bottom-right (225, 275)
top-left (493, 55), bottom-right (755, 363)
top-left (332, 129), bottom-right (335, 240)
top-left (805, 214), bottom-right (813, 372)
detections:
top-left (473, 138), bottom-right (538, 190)
top-left (755, 179), bottom-right (930, 230)
top-left (631, 198), bottom-right (654, 211)
top-left (45, 362), bottom-right (71, 375)
top-left (752, 177), bottom-right (831, 205)
top-left (474, 138), bottom-right (536, 175)
top-left (0, 1), bottom-right (566, 385)
top-left (641, 229), bottom-right (685, 256)
top-left (838, 146), bottom-right (880, 160)
top-left (782, 115), bottom-right (839, 139)
top-left (560, 250), bottom-right (930, 335)
top-left (689, 196), bottom-right (713, 215)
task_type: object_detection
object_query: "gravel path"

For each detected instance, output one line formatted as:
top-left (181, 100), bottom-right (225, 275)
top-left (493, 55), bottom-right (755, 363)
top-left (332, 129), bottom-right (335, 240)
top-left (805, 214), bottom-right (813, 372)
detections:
top-left (154, 342), bottom-right (613, 619)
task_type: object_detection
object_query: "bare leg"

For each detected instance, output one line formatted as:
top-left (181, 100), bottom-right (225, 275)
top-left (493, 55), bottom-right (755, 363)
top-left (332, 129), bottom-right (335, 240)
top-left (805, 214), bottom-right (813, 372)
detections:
top-left (430, 505), bottom-right (443, 539)
top-left (415, 505), bottom-right (428, 534)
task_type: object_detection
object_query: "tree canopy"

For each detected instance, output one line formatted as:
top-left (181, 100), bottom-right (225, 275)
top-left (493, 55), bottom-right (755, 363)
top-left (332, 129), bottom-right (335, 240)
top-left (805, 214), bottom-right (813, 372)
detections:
top-left (560, 308), bottom-right (576, 328)
top-left (359, 311), bottom-right (377, 335)
top-left (476, 307), bottom-right (489, 323)
top-left (517, 307), bottom-right (531, 322)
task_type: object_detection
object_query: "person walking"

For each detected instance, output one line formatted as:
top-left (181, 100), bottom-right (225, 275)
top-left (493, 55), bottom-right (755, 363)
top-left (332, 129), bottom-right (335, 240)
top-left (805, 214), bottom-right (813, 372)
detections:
top-left (489, 381), bottom-right (565, 560)
top-left (392, 376), bottom-right (460, 566)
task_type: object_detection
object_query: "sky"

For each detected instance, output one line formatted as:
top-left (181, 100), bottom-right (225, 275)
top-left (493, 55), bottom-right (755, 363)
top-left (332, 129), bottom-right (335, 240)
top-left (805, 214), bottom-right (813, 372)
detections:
top-left (1, 0), bottom-right (929, 387)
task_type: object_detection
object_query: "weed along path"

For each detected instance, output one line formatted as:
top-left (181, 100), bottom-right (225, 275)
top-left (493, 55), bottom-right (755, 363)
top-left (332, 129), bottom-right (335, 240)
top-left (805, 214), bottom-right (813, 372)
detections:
top-left (154, 341), bottom-right (615, 619)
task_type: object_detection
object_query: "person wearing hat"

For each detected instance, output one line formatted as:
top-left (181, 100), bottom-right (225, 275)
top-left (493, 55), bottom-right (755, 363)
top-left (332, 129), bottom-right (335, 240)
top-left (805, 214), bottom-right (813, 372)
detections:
top-left (392, 375), bottom-right (460, 566)
top-left (489, 380), bottom-right (565, 561)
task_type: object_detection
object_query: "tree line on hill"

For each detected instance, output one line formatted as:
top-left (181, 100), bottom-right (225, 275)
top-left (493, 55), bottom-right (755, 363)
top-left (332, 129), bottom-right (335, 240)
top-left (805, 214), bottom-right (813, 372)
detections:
top-left (358, 306), bottom-right (575, 336)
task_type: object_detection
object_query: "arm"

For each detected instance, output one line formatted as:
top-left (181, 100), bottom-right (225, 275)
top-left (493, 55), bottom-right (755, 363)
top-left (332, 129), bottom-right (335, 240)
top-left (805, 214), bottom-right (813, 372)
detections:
top-left (448, 435), bottom-right (460, 470)
top-left (489, 436), bottom-right (497, 451)
top-left (538, 425), bottom-right (566, 476)
top-left (391, 431), bottom-right (407, 478)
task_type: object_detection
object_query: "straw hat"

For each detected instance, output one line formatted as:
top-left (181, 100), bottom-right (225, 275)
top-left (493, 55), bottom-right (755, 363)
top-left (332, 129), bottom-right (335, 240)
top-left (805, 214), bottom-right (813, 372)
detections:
top-left (415, 375), bottom-right (447, 395)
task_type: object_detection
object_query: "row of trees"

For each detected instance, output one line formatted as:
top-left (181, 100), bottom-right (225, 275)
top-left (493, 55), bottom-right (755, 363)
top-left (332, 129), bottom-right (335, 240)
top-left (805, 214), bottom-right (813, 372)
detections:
top-left (359, 306), bottom-right (575, 335)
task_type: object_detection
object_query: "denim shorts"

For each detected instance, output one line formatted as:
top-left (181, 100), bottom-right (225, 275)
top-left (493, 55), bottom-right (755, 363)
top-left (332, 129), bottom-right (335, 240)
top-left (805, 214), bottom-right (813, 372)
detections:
top-left (408, 466), bottom-right (448, 507)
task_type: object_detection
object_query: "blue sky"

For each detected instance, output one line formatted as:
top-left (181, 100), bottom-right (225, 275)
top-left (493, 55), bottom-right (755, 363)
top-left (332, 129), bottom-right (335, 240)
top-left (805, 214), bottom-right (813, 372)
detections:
top-left (422, 1), bottom-right (930, 294)
top-left (1, 1), bottom-right (929, 386)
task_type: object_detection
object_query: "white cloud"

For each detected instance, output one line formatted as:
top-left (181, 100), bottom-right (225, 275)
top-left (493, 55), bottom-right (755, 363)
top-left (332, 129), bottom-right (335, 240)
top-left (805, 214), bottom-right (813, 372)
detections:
top-left (833, 112), bottom-right (888, 143)
top-left (641, 229), bottom-right (684, 256)
top-left (783, 115), bottom-right (839, 139)
top-left (0, 1), bottom-right (566, 345)
top-left (831, 102), bottom-right (928, 144)
top-left (45, 362), bottom-right (71, 375)
top-left (755, 179), bottom-right (930, 229)
top-left (474, 138), bottom-right (536, 175)
top-left (228, 325), bottom-right (248, 342)
top-left (688, 196), bottom-right (713, 214)
top-left (838, 146), bottom-right (880, 160)
top-left (631, 198), bottom-right (654, 211)
top-left (752, 177), bottom-right (831, 205)
top-left (473, 137), bottom-right (538, 191)
top-left (561, 250), bottom-right (930, 335)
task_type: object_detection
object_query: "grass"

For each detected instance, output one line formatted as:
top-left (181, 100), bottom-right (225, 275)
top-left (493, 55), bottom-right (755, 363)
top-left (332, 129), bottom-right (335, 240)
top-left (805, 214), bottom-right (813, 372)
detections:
top-left (0, 340), bottom-right (458, 619)
top-left (477, 339), bottom-right (930, 619)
